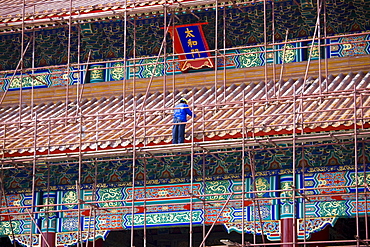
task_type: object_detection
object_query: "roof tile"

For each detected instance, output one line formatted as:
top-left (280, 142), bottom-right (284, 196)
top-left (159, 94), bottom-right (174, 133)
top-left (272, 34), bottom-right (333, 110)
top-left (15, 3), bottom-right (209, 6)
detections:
top-left (1, 72), bottom-right (370, 155)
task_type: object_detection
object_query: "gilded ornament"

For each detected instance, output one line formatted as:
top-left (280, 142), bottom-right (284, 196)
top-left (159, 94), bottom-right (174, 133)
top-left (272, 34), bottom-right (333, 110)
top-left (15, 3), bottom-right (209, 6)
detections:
top-left (255, 177), bottom-right (269, 197)
top-left (100, 188), bottom-right (122, 207)
top-left (311, 46), bottom-right (319, 58)
top-left (63, 191), bottom-right (78, 209)
top-left (0, 221), bottom-right (21, 235)
top-left (350, 172), bottom-right (370, 186)
top-left (206, 180), bottom-right (229, 201)
top-left (238, 48), bottom-right (260, 68)
top-left (111, 62), bottom-right (125, 80)
top-left (142, 58), bottom-right (164, 78)
top-left (90, 69), bottom-right (103, 79)
top-left (280, 44), bottom-right (295, 63)
top-left (320, 201), bottom-right (345, 217)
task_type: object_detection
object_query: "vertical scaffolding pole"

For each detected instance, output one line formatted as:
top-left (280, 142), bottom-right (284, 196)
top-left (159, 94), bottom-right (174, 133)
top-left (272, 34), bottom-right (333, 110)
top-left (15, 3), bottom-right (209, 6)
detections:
top-left (163, 3), bottom-right (168, 110)
top-left (130, 16), bottom-right (137, 247)
top-left (323, 0), bottom-right (328, 92)
top-left (201, 152), bottom-right (206, 247)
top-left (171, 10), bottom-right (176, 107)
top-left (31, 7), bottom-right (36, 117)
top-left (91, 164), bottom-right (98, 247)
top-left (43, 155), bottom-right (53, 247)
top-left (301, 145), bottom-right (307, 247)
top-left (353, 86), bottom-right (360, 247)
top-left (122, 0), bottom-right (128, 116)
top-left (77, 108), bottom-right (83, 247)
top-left (263, 0), bottom-right (269, 100)
top-left (29, 112), bottom-right (38, 247)
top-left (241, 89), bottom-right (246, 246)
top-left (362, 140), bottom-right (369, 242)
top-left (272, 0), bottom-right (276, 97)
top-left (292, 85), bottom-right (297, 247)
top-left (143, 155), bottom-right (147, 247)
top-left (92, 109), bottom-right (100, 247)
top-left (76, 13), bottom-right (81, 106)
top-left (214, 0), bottom-right (219, 105)
top-left (248, 150), bottom-right (257, 245)
top-left (130, 88), bottom-right (137, 247)
top-left (18, 0), bottom-right (26, 126)
top-left (223, 4), bottom-right (227, 103)
top-left (189, 93), bottom-right (195, 247)
top-left (65, 0), bottom-right (73, 123)
top-left (317, 0), bottom-right (322, 96)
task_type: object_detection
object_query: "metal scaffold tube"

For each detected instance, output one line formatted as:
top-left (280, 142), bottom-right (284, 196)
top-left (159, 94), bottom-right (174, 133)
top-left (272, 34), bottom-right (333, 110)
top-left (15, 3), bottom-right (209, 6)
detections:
top-left (214, 0), bottom-right (219, 105)
top-left (18, 0), bottom-right (26, 126)
top-left (242, 89), bottom-right (246, 246)
top-left (189, 93), bottom-right (195, 247)
top-left (29, 112), bottom-right (37, 247)
top-left (263, 0), bottom-right (268, 100)
top-left (201, 151), bottom-right (206, 247)
top-left (64, 0), bottom-right (73, 124)
top-left (130, 13), bottom-right (137, 247)
top-left (292, 85), bottom-right (297, 247)
top-left (362, 140), bottom-right (369, 243)
top-left (222, 5), bottom-right (227, 103)
top-left (354, 85), bottom-right (360, 247)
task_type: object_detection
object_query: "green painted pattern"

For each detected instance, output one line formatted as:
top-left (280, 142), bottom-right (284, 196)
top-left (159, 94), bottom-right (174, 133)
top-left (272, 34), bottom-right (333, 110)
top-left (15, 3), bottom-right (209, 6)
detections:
top-left (125, 210), bottom-right (203, 227)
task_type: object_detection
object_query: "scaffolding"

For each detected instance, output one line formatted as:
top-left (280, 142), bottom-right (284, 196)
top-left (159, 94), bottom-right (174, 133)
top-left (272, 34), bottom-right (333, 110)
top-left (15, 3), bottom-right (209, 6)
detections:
top-left (0, 0), bottom-right (370, 246)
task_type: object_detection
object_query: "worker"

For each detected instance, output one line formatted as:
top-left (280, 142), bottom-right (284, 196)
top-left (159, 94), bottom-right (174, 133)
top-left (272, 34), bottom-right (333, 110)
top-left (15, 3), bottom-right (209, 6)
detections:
top-left (172, 98), bottom-right (196, 144)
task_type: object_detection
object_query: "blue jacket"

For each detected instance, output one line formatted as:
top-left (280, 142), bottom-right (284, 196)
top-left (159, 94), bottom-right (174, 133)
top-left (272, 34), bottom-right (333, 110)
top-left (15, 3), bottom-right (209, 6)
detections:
top-left (173, 103), bottom-right (196, 122)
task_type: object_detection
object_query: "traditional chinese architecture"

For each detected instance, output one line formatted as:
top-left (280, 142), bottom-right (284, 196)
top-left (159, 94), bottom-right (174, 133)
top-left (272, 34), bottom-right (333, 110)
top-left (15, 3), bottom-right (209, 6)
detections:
top-left (0, 0), bottom-right (370, 246)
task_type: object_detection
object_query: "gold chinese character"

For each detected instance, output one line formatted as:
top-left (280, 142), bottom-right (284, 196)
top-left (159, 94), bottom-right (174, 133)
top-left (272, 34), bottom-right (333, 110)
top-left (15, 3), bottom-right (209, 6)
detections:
top-left (188, 39), bottom-right (198, 47)
top-left (190, 49), bottom-right (200, 58)
top-left (185, 28), bottom-right (195, 38)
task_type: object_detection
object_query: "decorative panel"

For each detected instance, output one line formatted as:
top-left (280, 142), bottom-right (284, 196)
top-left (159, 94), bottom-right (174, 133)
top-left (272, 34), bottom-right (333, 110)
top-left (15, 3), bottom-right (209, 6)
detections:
top-left (8, 234), bottom-right (40, 247)
top-left (235, 47), bottom-right (264, 68)
top-left (328, 34), bottom-right (370, 58)
top-left (124, 210), bottom-right (203, 228)
top-left (125, 183), bottom-right (203, 205)
top-left (55, 230), bottom-right (109, 246)
top-left (107, 62), bottom-right (128, 81)
top-left (133, 58), bottom-right (165, 79)
top-left (275, 42), bottom-right (303, 64)
top-left (224, 221), bottom-right (280, 241)
top-left (1, 66), bottom-right (81, 91)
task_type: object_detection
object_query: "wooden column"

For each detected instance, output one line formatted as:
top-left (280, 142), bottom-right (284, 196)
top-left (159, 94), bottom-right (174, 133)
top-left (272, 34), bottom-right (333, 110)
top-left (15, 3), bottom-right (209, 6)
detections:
top-left (41, 232), bottom-right (55, 247)
top-left (280, 174), bottom-right (296, 247)
top-left (281, 218), bottom-right (295, 247)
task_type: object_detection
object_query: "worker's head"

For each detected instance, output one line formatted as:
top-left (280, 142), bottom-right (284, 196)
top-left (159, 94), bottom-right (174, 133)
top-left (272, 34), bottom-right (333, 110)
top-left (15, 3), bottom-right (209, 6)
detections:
top-left (180, 98), bottom-right (188, 104)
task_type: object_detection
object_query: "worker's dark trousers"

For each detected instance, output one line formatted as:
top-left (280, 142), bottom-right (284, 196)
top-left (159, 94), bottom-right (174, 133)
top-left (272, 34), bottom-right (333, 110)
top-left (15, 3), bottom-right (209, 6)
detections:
top-left (172, 119), bottom-right (186, 144)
